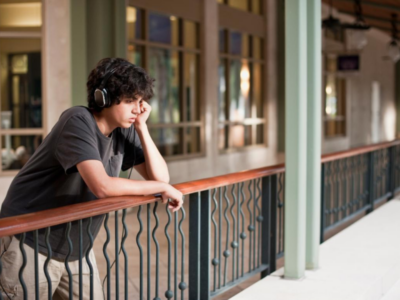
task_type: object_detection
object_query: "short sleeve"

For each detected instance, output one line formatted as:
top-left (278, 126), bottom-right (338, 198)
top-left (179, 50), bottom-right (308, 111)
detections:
top-left (55, 116), bottom-right (102, 174)
top-left (121, 126), bottom-right (145, 171)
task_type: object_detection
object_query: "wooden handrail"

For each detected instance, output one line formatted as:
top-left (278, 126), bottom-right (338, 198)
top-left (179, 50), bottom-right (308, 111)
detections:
top-left (321, 140), bottom-right (400, 163)
top-left (0, 139), bottom-right (398, 237)
top-left (0, 163), bottom-right (285, 237)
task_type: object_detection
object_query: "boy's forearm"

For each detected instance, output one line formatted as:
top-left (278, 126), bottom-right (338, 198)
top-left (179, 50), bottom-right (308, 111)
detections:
top-left (136, 124), bottom-right (170, 183)
top-left (102, 177), bottom-right (167, 198)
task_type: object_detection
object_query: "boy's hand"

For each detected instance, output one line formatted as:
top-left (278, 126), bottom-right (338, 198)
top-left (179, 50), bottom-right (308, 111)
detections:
top-left (159, 185), bottom-right (184, 213)
top-left (135, 101), bottom-right (151, 129)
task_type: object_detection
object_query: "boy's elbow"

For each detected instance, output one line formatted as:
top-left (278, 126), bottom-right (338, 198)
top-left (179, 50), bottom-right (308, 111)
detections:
top-left (155, 174), bottom-right (170, 184)
top-left (93, 180), bottom-right (111, 199)
top-left (93, 186), bottom-right (108, 199)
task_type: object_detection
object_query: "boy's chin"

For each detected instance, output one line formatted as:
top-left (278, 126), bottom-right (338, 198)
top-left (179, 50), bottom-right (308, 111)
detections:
top-left (120, 123), bottom-right (132, 129)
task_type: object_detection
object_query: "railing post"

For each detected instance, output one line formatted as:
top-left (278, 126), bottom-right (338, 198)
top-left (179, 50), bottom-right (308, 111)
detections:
top-left (189, 192), bottom-right (201, 300)
top-left (261, 175), bottom-right (277, 278)
top-left (388, 146), bottom-right (396, 199)
top-left (367, 152), bottom-right (375, 213)
top-left (197, 190), bottom-right (210, 300)
top-left (320, 163), bottom-right (325, 244)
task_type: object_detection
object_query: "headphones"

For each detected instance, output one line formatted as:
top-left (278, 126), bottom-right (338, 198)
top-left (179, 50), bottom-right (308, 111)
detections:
top-left (94, 61), bottom-right (133, 108)
top-left (94, 68), bottom-right (117, 108)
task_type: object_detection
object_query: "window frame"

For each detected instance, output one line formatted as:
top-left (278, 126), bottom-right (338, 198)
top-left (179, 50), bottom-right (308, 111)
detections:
top-left (218, 27), bottom-right (267, 153)
top-left (217, 0), bottom-right (263, 16)
top-left (127, 2), bottom-right (205, 161)
top-left (0, 1), bottom-right (46, 176)
top-left (323, 54), bottom-right (347, 139)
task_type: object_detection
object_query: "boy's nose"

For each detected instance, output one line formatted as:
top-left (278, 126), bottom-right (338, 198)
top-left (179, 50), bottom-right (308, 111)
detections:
top-left (132, 102), bottom-right (141, 114)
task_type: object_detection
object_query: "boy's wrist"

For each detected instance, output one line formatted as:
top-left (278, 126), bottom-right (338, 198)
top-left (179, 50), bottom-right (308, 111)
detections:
top-left (135, 123), bottom-right (148, 133)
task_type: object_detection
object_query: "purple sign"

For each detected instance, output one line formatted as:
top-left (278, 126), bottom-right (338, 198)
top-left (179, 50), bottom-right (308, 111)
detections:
top-left (337, 55), bottom-right (359, 71)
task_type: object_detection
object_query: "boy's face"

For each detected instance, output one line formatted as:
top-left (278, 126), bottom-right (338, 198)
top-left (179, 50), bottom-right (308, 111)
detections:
top-left (107, 96), bottom-right (143, 128)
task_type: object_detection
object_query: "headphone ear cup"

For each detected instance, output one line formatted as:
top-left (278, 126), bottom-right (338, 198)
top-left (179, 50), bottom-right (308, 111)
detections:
top-left (94, 89), bottom-right (106, 108)
top-left (103, 88), bottom-right (111, 107)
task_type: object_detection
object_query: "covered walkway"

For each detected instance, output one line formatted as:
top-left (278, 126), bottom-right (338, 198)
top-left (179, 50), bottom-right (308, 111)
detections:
top-left (231, 199), bottom-right (400, 300)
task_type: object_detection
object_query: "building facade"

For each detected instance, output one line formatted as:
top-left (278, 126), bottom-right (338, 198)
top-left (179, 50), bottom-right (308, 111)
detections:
top-left (0, 0), bottom-right (398, 204)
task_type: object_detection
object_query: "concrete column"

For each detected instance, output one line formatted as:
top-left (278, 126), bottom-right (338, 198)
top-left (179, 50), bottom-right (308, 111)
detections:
top-left (305, 0), bottom-right (321, 270)
top-left (42, 0), bottom-right (71, 132)
top-left (284, 0), bottom-right (307, 279)
top-left (204, 0), bottom-right (219, 172)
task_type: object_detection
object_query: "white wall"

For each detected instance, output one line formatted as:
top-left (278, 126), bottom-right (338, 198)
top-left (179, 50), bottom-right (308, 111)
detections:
top-left (321, 4), bottom-right (396, 154)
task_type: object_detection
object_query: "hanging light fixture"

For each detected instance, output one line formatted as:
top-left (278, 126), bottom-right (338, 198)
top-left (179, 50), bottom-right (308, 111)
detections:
top-left (342, 0), bottom-right (370, 50)
top-left (385, 14), bottom-right (400, 63)
top-left (322, 0), bottom-right (342, 36)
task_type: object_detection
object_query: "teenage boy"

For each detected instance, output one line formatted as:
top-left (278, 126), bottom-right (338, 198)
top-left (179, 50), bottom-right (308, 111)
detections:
top-left (0, 57), bottom-right (183, 299)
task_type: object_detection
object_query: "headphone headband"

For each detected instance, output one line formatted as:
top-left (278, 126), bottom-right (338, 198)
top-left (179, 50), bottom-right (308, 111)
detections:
top-left (98, 68), bottom-right (117, 89)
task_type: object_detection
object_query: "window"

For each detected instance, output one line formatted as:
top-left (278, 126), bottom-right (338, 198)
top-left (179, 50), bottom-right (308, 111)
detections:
top-left (0, 1), bottom-right (44, 174)
top-left (218, 29), bottom-right (265, 151)
top-left (217, 0), bottom-right (262, 15)
top-left (127, 7), bottom-right (202, 159)
top-left (324, 55), bottom-right (346, 138)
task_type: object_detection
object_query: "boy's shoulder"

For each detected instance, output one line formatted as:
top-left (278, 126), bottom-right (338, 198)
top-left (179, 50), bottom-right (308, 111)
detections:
top-left (59, 106), bottom-right (92, 121)
top-left (53, 106), bottom-right (96, 134)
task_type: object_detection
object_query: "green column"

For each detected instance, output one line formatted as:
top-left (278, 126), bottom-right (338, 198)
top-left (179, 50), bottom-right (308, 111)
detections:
top-left (306, 0), bottom-right (321, 270)
top-left (114, 0), bottom-right (127, 59)
top-left (284, 0), bottom-right (307, 279)
top-left (70, 0), bottom-right (127, 107)
top-left (70, 0), bottom-right (87, 107)
top-left (86, 0), bottom-right (114, 71)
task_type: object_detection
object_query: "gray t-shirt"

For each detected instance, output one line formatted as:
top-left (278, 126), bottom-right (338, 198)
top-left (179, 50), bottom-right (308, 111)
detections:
top-left (0, 106), bottom-right (145, 260)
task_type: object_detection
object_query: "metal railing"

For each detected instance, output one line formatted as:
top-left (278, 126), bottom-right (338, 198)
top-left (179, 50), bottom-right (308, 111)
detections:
top-left (320, 141), bottom-right (400, 242)
top-left (0, 140), bottom-right (400, 300)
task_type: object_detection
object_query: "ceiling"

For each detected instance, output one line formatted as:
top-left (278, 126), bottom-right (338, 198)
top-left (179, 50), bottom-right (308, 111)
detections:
top-left (322, 0), bottom-right (400, 35)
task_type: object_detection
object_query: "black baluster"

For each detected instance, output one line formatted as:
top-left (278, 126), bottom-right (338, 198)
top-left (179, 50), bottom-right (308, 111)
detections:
top-left (165, 200), bottom-right (173, 300)
top-left (18, 232), bottom-right (27, 300)
top-left (115, 211), bottom-right (120, 300)
top-left (222, 186), bottom-right (230, 286)
top-left (178, 203), bottom-right (187, 300)
top-left (65, 222), bottom-right (73, 299)
top-left (86, 218), bottom-right (94, 300)
top-left (211, 188), bottom-right (218, 291)
top-left (147, 204), bottom-right (150, 300)
top-left (152, 203), bottom-right (160, 300)
top-left (230, 184), bottom-right (237, 281)
top-left (79, 220), bottom-right (83, 300)
top-left (246, 180), bottom-right (253, 272)
top-left (239, 182), bottom-right (246, 277)
top-left (44, 227), bottom-right (52, 300)
top-left (136, 206), bottom-right (144, 300)
top-left (34, 230), bottom-right (39, 300)
top-left (121, 209), bottom-right (128, 300)
top-left (103, 214), bottom-right (111, 300)
top-left (255, 179), bottom-right (262, 267)
top-left (218, 188), bottom-right (222, 289)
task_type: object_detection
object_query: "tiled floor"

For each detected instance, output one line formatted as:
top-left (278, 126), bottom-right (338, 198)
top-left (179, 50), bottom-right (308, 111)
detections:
top-left (231, 199), bottom-right (400, 300)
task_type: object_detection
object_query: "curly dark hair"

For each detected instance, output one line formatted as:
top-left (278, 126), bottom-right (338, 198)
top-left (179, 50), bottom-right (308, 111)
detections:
top-left (87, 57), bottom-right (155, 112)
